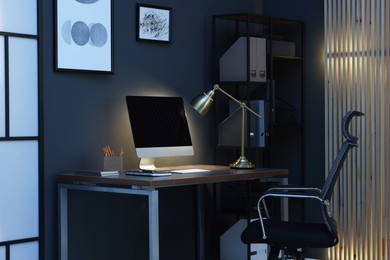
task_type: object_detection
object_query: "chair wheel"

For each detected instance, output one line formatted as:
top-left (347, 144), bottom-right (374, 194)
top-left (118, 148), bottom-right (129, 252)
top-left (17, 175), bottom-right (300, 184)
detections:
top-left (284, 249), bottom-right (304, 260)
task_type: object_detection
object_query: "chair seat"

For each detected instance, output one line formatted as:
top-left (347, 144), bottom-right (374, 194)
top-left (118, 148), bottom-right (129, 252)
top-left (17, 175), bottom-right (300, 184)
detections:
top-left (241, 219), bottom-right (338, 248)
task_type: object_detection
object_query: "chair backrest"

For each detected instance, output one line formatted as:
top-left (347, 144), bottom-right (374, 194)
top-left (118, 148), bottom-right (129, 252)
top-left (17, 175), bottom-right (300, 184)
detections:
top-left (321, 110), bottom-right (364, 201)
top-left (318, 111), bottom-right (364, 240)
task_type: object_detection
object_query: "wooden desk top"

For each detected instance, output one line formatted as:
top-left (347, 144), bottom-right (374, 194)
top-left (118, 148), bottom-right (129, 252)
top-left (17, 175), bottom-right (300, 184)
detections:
top-left (57, 165), bottom-right (288, 188)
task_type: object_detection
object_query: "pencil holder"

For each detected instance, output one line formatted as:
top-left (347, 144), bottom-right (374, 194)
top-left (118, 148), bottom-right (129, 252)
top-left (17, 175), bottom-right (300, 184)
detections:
top-left (103, 156), bottom-right (123, 172)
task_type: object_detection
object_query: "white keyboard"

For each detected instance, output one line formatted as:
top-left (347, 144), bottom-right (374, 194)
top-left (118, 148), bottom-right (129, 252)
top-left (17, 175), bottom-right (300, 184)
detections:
top-left (169, 168), bottom-right (210, 174)
top-left (126, 170), bottom-right (171, 177)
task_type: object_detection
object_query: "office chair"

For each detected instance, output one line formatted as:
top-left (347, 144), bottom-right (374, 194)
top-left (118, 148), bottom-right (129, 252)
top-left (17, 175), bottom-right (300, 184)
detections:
top-left (241, 110), bottom-right (364, 260)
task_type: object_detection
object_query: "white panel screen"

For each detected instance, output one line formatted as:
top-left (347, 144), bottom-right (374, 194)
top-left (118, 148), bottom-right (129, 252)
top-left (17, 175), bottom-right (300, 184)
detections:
top-left (0, 141), bottom-right (38, 241)
top-left (10, 242), bottom-right (38, 260)
top-left (0, 0), bottom-right (37, 35)
top-left (0, 36), bottom-right (4, 137)
top-left (8, 37), bottom-right (38, 137)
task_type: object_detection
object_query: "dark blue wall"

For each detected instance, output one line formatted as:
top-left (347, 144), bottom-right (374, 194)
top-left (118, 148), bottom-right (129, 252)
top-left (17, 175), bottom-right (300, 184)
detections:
top-left (41, 0), bottom-right (260, 259)
top-left (41, 0), bottom-right (323, 259)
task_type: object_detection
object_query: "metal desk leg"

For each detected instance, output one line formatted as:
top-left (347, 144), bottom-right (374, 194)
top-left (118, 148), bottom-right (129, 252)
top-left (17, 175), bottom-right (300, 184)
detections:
top-left (148, 188), bottom-right (159, 260)
top-left (58, 184), bottom-right (160, 260)
top-left (196, 185), bottom-right (205, 260)
top-left (59, 186), bottom-right (68, 260)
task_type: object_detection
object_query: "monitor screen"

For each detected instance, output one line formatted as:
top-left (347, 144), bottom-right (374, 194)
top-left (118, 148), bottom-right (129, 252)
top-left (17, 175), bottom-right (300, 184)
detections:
top-left (126, 96), bottom-right (194, 169)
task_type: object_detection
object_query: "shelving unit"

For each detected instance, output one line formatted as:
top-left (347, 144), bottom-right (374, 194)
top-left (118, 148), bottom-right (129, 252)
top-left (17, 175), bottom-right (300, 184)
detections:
top-left (212, 13), bottom-right (304, 183)
top-left (211, 13), bottom-right (304, 225)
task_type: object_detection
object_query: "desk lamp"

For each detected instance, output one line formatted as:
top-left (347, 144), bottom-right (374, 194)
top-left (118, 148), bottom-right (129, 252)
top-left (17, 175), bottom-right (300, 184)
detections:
top-left (190, 84), bottom-right (261, 169)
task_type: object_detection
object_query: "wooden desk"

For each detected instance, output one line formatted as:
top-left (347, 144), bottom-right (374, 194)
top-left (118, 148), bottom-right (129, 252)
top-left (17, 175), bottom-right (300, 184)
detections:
top-left (58, 165), bottom-right (288, 260)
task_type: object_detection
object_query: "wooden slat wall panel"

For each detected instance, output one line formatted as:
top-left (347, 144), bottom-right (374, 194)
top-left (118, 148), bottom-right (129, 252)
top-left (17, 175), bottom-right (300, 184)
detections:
top-left (325, 0), bottom-right (390, 259)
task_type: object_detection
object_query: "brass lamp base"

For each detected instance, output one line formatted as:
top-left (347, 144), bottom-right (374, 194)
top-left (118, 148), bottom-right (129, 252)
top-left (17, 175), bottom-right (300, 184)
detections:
top-left (229, 156), bottom-right (255, 169)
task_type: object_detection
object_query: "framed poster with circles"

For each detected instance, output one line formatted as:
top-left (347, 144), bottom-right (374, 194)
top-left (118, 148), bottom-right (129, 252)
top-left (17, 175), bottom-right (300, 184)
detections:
top-left (55, 0), bottom-right (113, 73)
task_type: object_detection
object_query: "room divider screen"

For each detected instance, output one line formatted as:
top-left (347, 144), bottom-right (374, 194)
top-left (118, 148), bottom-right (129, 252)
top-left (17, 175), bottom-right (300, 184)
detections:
top-left (0, 0), bottom-right (40, 259)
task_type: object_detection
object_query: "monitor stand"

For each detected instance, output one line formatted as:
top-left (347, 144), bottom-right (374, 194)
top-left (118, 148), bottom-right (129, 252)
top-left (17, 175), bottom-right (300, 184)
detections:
top-left (139, 158), bottom-right (157, 171)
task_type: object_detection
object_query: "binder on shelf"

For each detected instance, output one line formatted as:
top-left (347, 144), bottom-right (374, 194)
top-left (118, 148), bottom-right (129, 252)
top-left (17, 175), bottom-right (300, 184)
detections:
top-left (219, 37), bottom-right (267, 83)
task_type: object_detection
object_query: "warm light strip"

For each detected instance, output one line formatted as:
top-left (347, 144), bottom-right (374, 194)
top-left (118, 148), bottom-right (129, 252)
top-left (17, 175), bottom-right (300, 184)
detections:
top-left (325, 0), bottom-right (390, 259)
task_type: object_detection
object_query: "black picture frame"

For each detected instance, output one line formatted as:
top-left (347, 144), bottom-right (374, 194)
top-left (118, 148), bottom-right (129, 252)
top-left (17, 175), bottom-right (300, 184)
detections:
top-left (136, 4), bottom-right (172, 44)
top-left (55, 0), bottom-right (113, 73)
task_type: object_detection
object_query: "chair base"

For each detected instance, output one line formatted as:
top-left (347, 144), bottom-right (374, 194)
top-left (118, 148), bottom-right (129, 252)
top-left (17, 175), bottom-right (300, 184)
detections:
top-left (268, 247), bottom-right (304, 260)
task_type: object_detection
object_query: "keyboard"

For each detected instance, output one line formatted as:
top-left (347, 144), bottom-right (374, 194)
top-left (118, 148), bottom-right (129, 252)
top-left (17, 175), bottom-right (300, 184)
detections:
top-left (126, 170), bottom-right (172, 177)
top-left (168, 168), bottom-right (210, 174)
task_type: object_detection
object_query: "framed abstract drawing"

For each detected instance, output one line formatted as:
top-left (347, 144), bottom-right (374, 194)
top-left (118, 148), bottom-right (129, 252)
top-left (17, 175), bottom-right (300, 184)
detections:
top-left (136, 4), bottom-right (172, 44)
top-left (55, 0), bottom-right (113, 73)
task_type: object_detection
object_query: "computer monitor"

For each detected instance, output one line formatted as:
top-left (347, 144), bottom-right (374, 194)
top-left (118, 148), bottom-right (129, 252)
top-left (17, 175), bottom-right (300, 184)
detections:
top-left (126, 95), bottom-right (194, 170)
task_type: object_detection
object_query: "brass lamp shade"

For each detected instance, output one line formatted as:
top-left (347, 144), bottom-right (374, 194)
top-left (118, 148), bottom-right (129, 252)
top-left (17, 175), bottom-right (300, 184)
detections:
top-left (190, 90), bottom-right (215, 116)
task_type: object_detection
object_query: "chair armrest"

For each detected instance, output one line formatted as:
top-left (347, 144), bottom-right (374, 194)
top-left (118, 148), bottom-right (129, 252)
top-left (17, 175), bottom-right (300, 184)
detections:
top-left (263, 189), bottom-right (322, 199)
top-left (257, 188), bottom-right (324, 240)
top-left (267, 184), bottom-right (322, 194)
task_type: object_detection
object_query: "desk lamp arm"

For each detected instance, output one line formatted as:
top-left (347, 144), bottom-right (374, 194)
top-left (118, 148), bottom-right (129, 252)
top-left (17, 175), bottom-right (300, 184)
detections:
top-left (213, 84), bottom-right (262, 168)
top-left (213, 84), bottom-right (261, 119)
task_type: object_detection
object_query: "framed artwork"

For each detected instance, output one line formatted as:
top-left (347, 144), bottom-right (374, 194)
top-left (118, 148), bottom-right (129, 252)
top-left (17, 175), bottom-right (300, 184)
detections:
top-left (55, 0), bottom-right (113, 73)
top-left (136, 4), bottom-right (172, 43)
